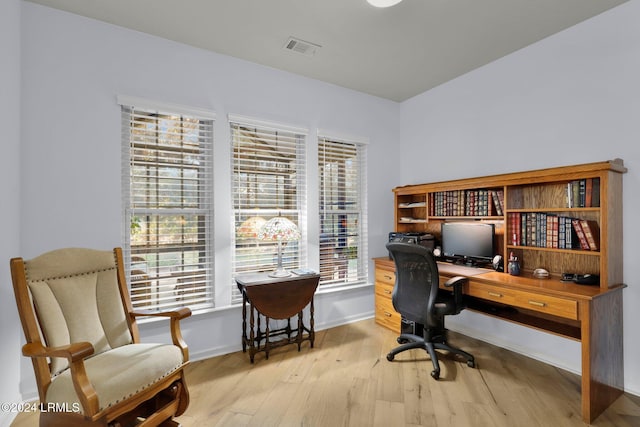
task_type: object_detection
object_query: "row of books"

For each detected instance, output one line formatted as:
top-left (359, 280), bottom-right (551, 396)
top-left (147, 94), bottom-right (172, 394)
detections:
top-left (508, 212), bottom-right (600, 251)
top-left (429, 189), bottom-right (504, 217)
top-left (567, 178), bottom-right (600, 208)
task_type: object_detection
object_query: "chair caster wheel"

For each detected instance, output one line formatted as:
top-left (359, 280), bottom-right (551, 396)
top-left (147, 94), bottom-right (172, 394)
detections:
top-left (386, 353), bottom-right (394, 361)
top-left (431, 370), bottom-right (440, 380)
top-left (467, 360), bottom-right (475, 368)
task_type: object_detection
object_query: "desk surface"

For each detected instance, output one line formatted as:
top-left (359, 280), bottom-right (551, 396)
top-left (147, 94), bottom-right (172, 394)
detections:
top-left (235, 272), bottom-right (320, 287)
top-left (376, 257), bottom-right (615, 301)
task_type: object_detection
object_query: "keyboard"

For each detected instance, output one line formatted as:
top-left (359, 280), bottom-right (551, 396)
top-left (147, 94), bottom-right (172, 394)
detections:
top-left (437, 262), bottom-right (491, 277)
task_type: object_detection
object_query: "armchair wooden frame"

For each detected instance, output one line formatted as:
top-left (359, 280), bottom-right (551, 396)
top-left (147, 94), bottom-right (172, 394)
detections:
top-left (10, 247), bottom-right (192, 427)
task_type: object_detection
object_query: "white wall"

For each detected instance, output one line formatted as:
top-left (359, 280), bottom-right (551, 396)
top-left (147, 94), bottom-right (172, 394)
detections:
top-left (14, 2), bottom-right (399, 400)
top-left (0, 0), bottom-right (23, 425)
top-left (400, 0), bottom-right (640, 394)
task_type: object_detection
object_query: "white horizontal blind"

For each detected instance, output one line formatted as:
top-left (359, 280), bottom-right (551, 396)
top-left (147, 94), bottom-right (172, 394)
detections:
top-left (318, 136), bottom-right (368, 287)
top-left (121, 105), bottom-right (214, 311)
top-left (231, 118), bottom-right (307, 302)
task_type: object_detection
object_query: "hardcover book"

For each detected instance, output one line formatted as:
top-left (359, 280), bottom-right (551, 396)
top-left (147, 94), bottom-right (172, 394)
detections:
top-left (579, 219), bottom-right (600, 251)
top-left (571, 219), bottom-right (591, 250)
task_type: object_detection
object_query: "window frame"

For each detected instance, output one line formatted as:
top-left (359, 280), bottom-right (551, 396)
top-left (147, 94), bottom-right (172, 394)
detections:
top-left (317, 133), bottom-right (368, 288)
top-left (120, 96), bottom-right (215, 312)
top-left (229, 115), bottom-right (308, 303)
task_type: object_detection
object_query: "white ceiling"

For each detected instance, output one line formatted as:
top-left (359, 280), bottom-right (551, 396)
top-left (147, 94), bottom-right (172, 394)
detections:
top-left (25, 0), bottom-right (628, 102)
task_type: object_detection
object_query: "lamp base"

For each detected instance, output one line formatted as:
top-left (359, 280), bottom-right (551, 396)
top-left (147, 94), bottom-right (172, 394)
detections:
top-left (268, 268), bottom-right (292, 278)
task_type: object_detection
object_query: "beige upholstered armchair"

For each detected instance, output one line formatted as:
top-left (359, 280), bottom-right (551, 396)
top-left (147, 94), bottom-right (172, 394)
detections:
top-left (10, 247), bottom-right (191, 427)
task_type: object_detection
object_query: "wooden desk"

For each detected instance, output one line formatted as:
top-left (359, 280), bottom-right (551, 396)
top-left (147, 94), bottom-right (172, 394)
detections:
top-left (373, 257), bottom-right (625, 423)
top-left (235, 273), bottom-right (320, 363)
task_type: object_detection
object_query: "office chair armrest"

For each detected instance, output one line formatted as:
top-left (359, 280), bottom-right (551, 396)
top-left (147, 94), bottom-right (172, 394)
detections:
top-left (443, 275), bottom-right (468, 307)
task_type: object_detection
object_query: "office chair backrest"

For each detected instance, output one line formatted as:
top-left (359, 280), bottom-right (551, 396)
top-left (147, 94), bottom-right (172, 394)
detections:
top-left (386, 242), bottom-right (439, 327)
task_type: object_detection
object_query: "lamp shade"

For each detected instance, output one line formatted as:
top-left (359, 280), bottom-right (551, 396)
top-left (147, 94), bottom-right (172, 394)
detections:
top-left (258, 216), bottom-right (300, 277)
top-left (258, 216), bottom-right (301, 242)
top-left (367, 0), bottom-right (403, 7)
top-left (237, 216), bottom-right (267, 239)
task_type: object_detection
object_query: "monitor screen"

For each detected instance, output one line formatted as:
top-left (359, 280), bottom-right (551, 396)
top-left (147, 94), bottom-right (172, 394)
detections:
top-left (441, 221), bottom-right (495, 265)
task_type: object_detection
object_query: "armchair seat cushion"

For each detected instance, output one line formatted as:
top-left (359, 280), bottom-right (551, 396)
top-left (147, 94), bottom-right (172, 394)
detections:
top-left (46, 343), bottom-right (184, 413)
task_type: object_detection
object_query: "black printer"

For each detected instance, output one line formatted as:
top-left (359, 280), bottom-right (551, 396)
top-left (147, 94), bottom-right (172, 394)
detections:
top-left (388, 232), bottom-right (435, 258)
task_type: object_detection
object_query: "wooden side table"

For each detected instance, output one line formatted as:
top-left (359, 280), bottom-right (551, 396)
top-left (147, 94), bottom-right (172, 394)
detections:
top-left (235, 272), bottom-right (320, 363)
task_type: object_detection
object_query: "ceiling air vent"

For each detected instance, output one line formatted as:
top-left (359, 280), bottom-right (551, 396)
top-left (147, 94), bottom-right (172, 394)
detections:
top-left (283, 37), bottom-right (321, 57)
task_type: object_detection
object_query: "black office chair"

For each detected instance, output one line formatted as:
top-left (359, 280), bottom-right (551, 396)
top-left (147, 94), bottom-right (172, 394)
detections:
top-left (385, 242), bottom-right (475, 379)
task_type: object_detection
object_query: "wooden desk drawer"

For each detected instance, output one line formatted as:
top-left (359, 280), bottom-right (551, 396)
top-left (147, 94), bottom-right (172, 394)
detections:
top-left (375, 281), bottom-right (394, 299)
top-left (375, 294), bottom-right (400, 332)
top-left (468, 282), bottom-right (578, 320)
top-left (375, 269), bottom-right (395, 286)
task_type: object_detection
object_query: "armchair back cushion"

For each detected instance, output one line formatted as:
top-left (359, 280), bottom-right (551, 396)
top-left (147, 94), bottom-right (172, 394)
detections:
top-left (24, 248), bottom-right (133, 374)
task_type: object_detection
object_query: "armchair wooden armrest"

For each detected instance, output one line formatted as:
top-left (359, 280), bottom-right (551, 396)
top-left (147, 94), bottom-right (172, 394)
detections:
top-left (22, 341), bottom-right (99, 416)
top-left (130, 307), bottom-right (192, 320)
top-left (129, 307), bottom-right (192, 360)
top-left (23, 341), bottom-right (95, 361)
top-left (443, 275), bottom-right (468, 309)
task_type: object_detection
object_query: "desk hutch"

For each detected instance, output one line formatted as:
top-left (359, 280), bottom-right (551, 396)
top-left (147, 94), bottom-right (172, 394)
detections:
top-left (374, 159), bottom-right (626, 423)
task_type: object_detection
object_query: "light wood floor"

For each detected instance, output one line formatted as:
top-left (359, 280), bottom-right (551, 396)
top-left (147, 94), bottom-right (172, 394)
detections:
top-left (11, 319), bottom-right (640, 426)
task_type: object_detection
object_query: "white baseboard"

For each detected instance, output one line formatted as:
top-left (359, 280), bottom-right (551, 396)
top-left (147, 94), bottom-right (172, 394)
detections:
top-left (449, 324), bottom-right (579, 374)
top-left (316, 310), bottom-right (375, 332)
top-left (188, 311), bottom-right (375, 363)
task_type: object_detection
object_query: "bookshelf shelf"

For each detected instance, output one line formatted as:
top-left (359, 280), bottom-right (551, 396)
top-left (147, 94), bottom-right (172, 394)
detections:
top-left (506, 245), bottom-right (601, 256)
top-left (398, 219), bottom-right (427, 223)
top-left (430, 215), bottom-right (504, 220)
top-left (506, 207), bottom-right (600, 213)
top-left (398, 202), bottom-right (426, 208)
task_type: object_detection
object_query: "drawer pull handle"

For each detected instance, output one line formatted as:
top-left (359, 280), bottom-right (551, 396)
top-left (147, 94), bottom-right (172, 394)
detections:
top-left (528, 300), bottom-right (546, 307)
top-left (384, 312), bottom-right (392, 317)
top-left (384, 289), bottom-right (392, 294)
top-left (384, 275), bottom-right (393, 281)
top-left (488, 291), bottom-right (503, 298)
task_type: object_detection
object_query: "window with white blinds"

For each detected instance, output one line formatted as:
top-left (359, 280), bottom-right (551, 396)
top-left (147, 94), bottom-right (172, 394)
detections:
top-left (231, 117), bottom-right (307, 302)
top-left (121, 101), bottom-right (214, 312)
top-left (318, 135), bottom-right (368, 287)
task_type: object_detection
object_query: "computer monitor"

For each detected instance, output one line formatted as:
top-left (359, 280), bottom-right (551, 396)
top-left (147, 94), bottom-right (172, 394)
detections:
top-left (441, 221), bottom-right (495, 266)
